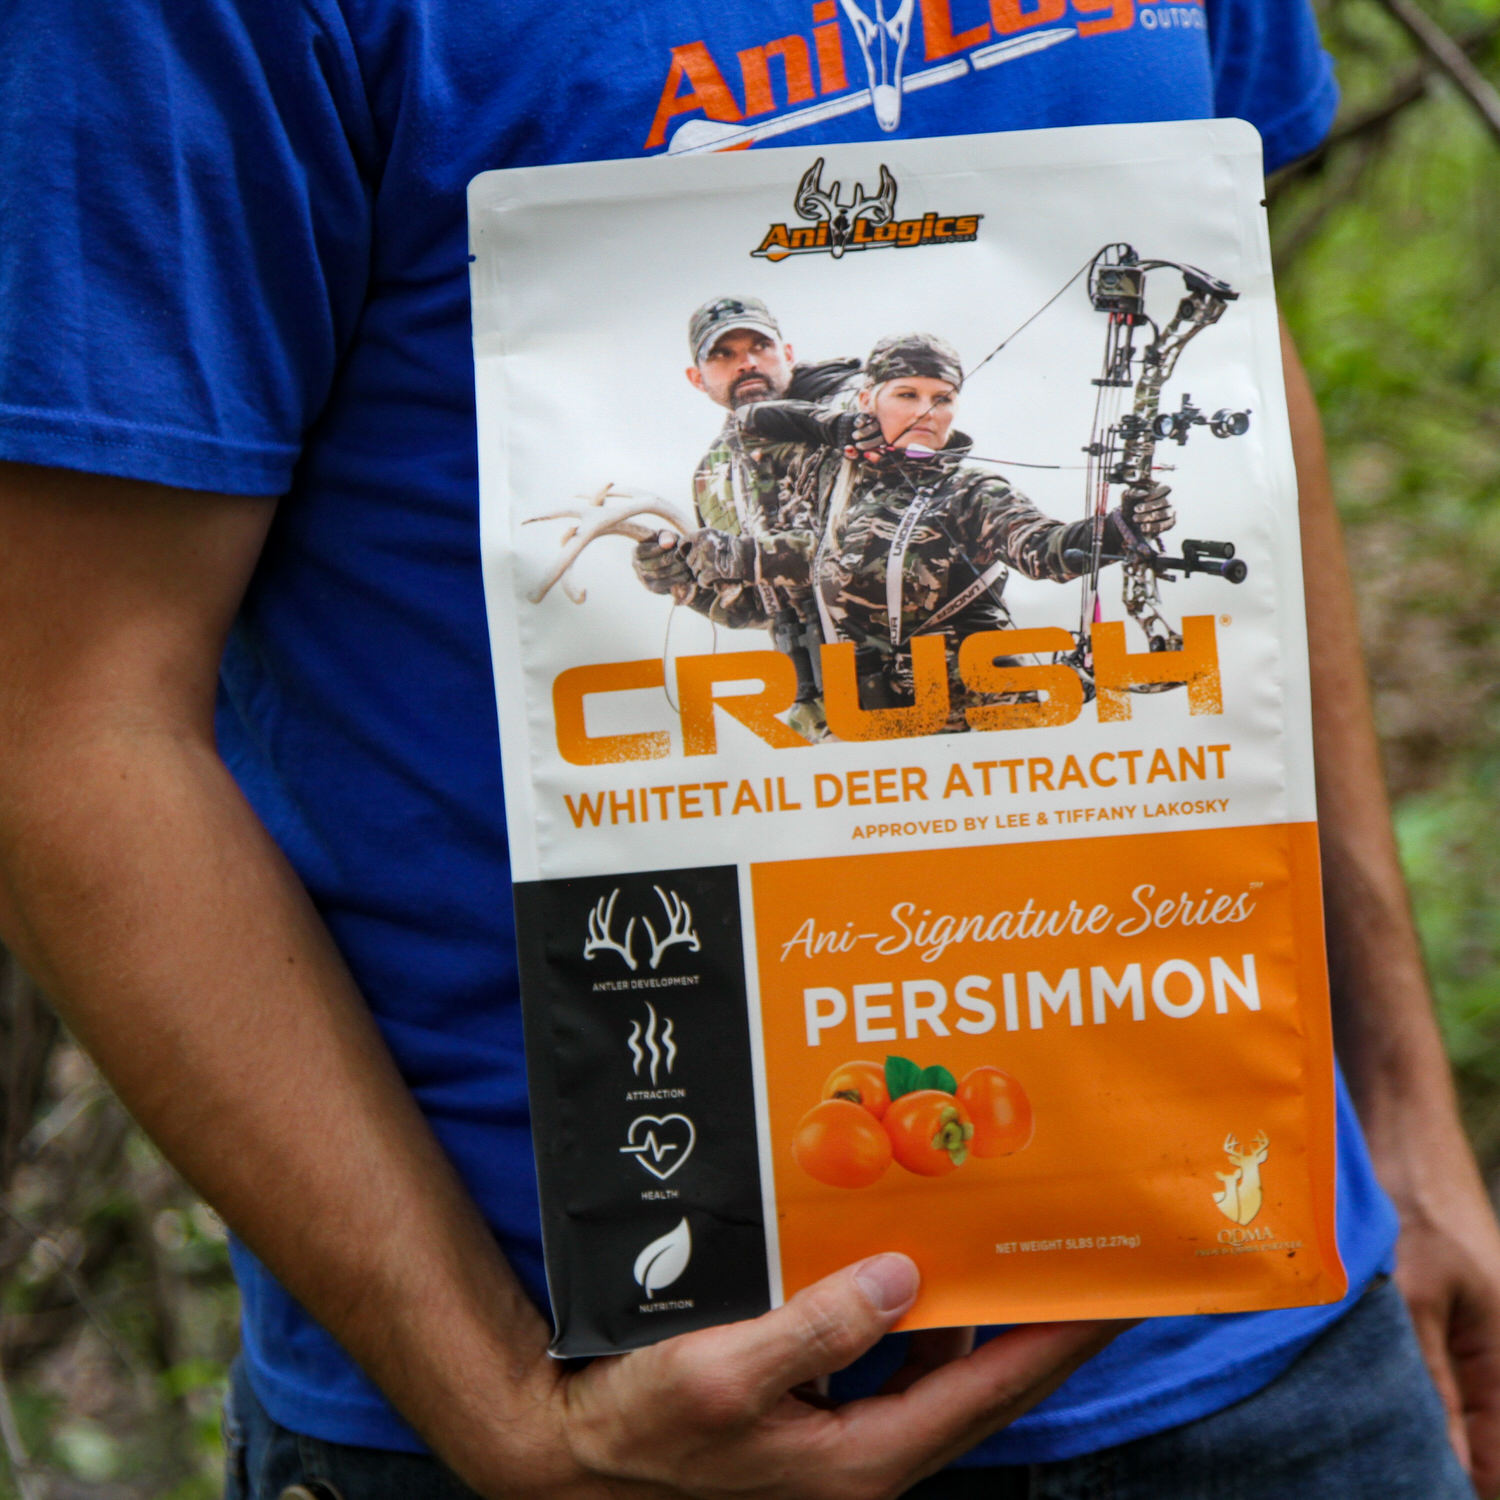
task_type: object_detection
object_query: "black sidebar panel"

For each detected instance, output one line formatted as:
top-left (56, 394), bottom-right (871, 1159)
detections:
top-left (514, 864), bottom-right (771, 1354)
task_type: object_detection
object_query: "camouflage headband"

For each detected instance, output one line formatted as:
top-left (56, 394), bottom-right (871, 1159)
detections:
top-left (864, 333), bottom-right (964, 390)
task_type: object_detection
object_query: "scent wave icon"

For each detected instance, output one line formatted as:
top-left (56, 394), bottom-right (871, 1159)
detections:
top-left (628, 1002), bottom-right (677, 1084)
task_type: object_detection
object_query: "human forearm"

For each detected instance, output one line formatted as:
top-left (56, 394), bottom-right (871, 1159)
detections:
top-left (736, 399), bottom-right (842, 447)
top-left (1283, 318), bottom-right (1464, 1139)
top-left (0, 748), bottom-right (1119, 1493)
top-left (0, 718), bottom-right (558, 1480)
top-left (1284, 320), bottom-right (1500, 1493)
top-left (0, 463), bottom-right (1125, 1498)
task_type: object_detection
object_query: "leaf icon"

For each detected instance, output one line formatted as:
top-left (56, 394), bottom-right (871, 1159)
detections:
top-left (634, 1218), bottom-right (692, 1299)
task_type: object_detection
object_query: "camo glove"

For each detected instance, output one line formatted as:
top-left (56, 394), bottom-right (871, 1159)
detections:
top-left (686, 528), bottom-right (757, 584)
top-left (633, 532), bottom-right (695, 595)
top-left (1121, 481), bottom-right (1175, 538)
top-left (830, 409), bottom-right (889, 460)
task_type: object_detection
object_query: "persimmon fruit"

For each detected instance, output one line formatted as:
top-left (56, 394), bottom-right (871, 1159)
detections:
top-left (957, 1066), bottom-right (1033, 1157)
top-left (792, 1099), bottom-right (892, 1188)
top-left (821, 1059), bottom-right (890, 1119)
top-left (884, 1090), bottom-right (975, 1176)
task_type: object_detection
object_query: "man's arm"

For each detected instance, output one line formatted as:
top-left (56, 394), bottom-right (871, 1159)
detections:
top-left (0, 461), bottom-right (1117, 1498)
top-left (1285, 322), bottom-right (1500, 1498)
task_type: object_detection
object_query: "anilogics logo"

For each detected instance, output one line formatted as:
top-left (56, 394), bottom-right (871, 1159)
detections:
top-left (752, 158), bottom-right (982, 262)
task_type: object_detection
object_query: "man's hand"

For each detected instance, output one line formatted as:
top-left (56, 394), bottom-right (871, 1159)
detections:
top-left (1384, 1144), bottom-right (1500, 1498)
top-left (450, 1255), bottom-right (1120, 1500)
top-left (1120, 481), bottom-right (1174, 538)
top-left (0, 462), bottom-right (1115, 1498)
top-left (634, 531), bottom-right (695, 597)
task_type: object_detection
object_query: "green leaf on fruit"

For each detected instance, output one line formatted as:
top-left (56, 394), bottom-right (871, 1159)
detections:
top-left (920, 1064), bottom-right (957, 1095)
top-left (884, 1055), bottom-right (923, 1101)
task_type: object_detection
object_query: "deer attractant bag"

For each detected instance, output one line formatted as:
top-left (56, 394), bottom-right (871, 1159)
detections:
top-left (469, 120), bottom-right (1346, 1355)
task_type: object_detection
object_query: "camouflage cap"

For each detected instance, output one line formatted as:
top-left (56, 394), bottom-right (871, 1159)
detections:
top-left (864, 333), bottom-right (964, 390)
top-left (689, 295), bottom-right (782, 363)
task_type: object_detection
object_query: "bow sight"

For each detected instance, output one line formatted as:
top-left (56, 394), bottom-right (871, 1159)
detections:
top-left (1152, 395), bottom-right (1253, 445)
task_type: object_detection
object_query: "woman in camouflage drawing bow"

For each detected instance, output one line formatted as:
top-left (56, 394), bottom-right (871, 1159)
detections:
top-left (685, 332), bottom-right (1174, 734)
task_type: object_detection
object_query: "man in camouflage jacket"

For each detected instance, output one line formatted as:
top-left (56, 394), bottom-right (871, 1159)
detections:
top-left (632, 294), bottom-right (858, 630)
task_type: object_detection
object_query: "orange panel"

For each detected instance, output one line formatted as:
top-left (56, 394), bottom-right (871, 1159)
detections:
top-left (751, 822), bottom-right (1345, 1328)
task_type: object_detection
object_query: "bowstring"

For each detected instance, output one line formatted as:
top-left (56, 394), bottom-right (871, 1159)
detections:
top-left (962, 253), bottom-right (1098, 389)
top-left (876, 253), bottom-right (1099, 453)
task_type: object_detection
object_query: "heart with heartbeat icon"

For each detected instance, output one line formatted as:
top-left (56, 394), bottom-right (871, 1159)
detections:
top-left (620, 1114), bottom-right (696, 1181)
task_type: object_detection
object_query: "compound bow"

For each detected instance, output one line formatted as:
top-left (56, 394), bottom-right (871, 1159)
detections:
top-left (1064, 243), bottom-right (1251, 684)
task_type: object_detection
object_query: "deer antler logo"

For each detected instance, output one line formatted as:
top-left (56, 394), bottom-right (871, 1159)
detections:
top-left (1212, 1131), bottom-right (1270, 1226)
top-left (749, 160), bottom-right (979, 263)
top-left (793, 158), bottom-right (898, 259)
top-left (582, 887), bottom-right (701, 973)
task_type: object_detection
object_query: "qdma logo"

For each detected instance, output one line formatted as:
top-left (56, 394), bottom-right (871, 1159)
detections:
top-left (752, 157), bottom-right (982, 263)
top-left (1211, 1130), bottom-right (1269, 1227)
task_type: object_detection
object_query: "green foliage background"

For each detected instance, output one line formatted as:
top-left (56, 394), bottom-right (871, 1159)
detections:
top-left (1, 2), bottom-right (1498, 1493)
top-left (1275, 0), bottom-right (1500, 1160)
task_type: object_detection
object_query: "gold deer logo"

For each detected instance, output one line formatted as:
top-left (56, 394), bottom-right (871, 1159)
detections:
top-left (1212, 1131), bottom-right (1269, 1226)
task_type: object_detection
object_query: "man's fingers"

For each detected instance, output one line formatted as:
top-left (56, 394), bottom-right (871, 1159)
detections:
top-left (880, 1326), bottom-right (977, 1396)
top-left (570, 1261), bottom-right (914, 1487)
top-left (1401, 1283), bottom-right (1472, 1476)
top-left (831, 1321), bottom-right (1122, 1488)
top-left (727, 1254), bottom-right (920, 1404)
top-left (636, 532), bottom-right (676, 559)
top-left (916, 1322), bottom-right (1124, 1476)
top-left (1457, 1341), bottom-right (1500, 1499)
top-left (1122, 482), bottom-right (1173, 537)
top-left (1451, 1289), bottom-right (1500, 1498)
top-left (574, 1300), bottom-right (1109, 1499)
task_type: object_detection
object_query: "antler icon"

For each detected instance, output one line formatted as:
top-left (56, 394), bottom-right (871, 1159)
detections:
top-left (794, 158), bottom-right (836, 225)
top-left (643, 887), bottom-right (701, 970)
top-left (584, 888), bottom-right (637, 971)
top-left (1223, 1130), bottom-right (1269, 1165)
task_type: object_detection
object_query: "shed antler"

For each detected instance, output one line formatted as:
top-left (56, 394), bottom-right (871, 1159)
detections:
top-left (524, 483), bottom-right (698, 603)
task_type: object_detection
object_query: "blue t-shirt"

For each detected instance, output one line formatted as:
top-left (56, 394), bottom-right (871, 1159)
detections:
top-left (0, 0), bottom-right (1395, 1463)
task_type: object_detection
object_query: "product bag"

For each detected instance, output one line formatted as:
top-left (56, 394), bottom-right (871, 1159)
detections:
top-left (469, 120), bottom-right (1346, 1356)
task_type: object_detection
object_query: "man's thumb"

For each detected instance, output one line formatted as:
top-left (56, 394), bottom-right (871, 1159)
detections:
top-left (731, 1253), bottom-right (920, 1403)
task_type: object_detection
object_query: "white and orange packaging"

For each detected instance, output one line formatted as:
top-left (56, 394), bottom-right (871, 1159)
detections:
top-left (469, 120), bottom-right (1346, 1355)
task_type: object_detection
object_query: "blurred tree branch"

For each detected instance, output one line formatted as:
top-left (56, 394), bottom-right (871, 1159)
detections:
top-left (1272, 14), bottom-right (1500, 202)
top-left (1376, 0), bottom-right (1500, 145)
top-left (0, 1364), bottom-right (42, 1500)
